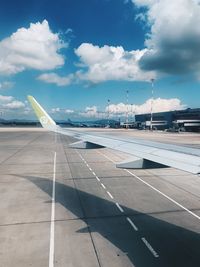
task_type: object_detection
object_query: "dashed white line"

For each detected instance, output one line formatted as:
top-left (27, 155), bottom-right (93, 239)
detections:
top-left (107, 191), bottom-right (114, 199)
top-left (126, 169), bottom-right (200, 221)
top-left (116, 202), bottom-right (124, 213)
top-left (77, 149), bottom-right (162, 259)
top-left (141, 237), bottom-right (159, 258)
top-left (49, 151), bottom-right (56, 267)
top-left (126, 217), bottom-right (138, 231)
top-left (96, 176), bottom-right (100, 182)
top-left (101, 183), bottom-right (106, 189)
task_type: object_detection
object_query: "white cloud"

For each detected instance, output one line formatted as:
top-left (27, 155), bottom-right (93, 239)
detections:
top-left (0, 95), bottom-right (27, 120)
top-left (75, 43), bottom-right (156, 83)
top-left (51, 107), bottom-right (74, 114)
top-left (3, 100), bottom-right (25, 109)
top-left (77, 98), bottom-right (185, 119)
top-left (0, 95), bottom-right (14, 102)
top-left (79, 106), bottom-right (99, 118)
top-left (38, 72), bottom-right (73, 86)
top-left (48, 97), bottom-right (185, 120)
top-left (0, 81), bottom-right (14, 90)
top-left (131, 0), bottom-right (200, 76)
top-left (0, 94), bottom-right (26, 112)
top-left (132, 0), bottom-right (157, 7)
top-left (107, 98), bottom-right (185, 116)
top-left (0, 20), bottom-right (66, 75)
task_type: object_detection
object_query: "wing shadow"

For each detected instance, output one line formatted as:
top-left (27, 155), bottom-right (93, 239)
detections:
top-left (18, 175), bottom-right (200, 267)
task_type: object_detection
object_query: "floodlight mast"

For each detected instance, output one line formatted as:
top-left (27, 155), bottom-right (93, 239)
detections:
top-left (126, 90), bottom-right (129, 129)
top-left (107, 99), bottom-right (110, 127)
top-left (131, 103), bottom-right (133, 122)
top-left (150, 79), bottom-right (155, 131)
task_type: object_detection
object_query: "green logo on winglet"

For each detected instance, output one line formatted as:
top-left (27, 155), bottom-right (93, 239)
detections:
top-left (27, 95), bottom-right (56, 129)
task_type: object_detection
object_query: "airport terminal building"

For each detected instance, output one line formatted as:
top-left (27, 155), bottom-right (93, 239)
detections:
top-left (135, 108), bottom-right (200, 132)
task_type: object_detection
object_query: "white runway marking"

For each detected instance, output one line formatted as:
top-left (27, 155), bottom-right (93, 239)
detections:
top-left (141, 237), bottom-right (159, 258)
top-left (101, 183), bottom-right (106, 189)
top-left (116, 202), bottom-right (124, 213)
top-left (96, 176), bottom-right (100, 182)
top-left (107, 191), bottom-right (114, 199)
top-left (126, 169), bottom-right (200, 221)
top-left (126, 217), bottom-right (138, 231)
top-left (98, 150), bottom-right (200, 221)
top-left (76, 149), bottom-right (162, 258)
top-left (49, 151), bottom-right (56, 267)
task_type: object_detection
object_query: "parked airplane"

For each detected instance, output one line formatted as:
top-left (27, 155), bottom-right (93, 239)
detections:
top-left (27, 95), bottom-right (200, 174)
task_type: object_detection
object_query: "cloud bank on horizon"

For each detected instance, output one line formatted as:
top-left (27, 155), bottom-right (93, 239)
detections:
top-left (51, 97), bottom-right (185, 120)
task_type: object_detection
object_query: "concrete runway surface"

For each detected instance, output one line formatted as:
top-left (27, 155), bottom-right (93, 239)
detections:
top-left (0, 128), bottom-right (200, 267)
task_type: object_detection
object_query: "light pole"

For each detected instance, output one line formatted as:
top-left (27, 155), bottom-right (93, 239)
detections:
top-left (107, 99), bottom-right (110, 127)
top-left (150, 79), bottom-right (155, 131)
top-left (131, 103), bottom-right (133, 122)
top-left (126, 90), bottom-right (129, 129)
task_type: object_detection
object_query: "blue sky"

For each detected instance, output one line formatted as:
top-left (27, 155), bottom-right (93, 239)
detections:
top-left (0, 0), bottom-right (200, 120)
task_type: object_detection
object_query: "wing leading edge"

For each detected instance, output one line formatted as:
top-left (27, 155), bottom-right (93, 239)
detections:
top-left (28, 95), bottom-right (200, 174)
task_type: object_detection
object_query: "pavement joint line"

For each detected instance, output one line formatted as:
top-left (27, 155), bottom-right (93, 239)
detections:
top-left (125, 169), bottom-right (200, 221)
top-left (116, 202), bottom-right (124, 213)
top-left (126, 217), bottom-right (138, 231)
top-left (0, 134), bottom-right (44, 166)
top-left (141, 237), bottom-right (159, 258)
top-left (101, 183), bottom-right (106, 189)
top-left (98, 150), bottom-right (200, 221)
top-left (49, 151), bottom-right (56, 267)
top-left (107, 191), bottom-right (114, 199)
top-left (0, 214), bottom-right (141, 227)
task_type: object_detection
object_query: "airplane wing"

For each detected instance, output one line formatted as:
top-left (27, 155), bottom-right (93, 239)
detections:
top-left (28, 95), bottom-right (200, 174)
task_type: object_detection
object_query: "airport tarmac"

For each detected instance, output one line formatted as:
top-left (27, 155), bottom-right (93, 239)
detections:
top-left (0, 128), bottom-right (200, 267)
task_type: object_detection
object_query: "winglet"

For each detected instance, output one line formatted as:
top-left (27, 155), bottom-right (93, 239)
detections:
top-left (27, 95), bottom-right (57, 130)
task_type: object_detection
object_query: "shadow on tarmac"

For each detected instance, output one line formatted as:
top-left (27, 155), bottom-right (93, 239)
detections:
top-left (19, 175), bottom-right (200, 267)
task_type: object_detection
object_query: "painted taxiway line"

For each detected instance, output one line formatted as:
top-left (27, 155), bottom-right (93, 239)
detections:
top-left (101, 183), bottom-right (106, 189)
top-left (76, 151), bottom-right (118, 203)
top-left (141, 237), bottom-right (159, 258)
top-left (116, 202), bottom-right (124, 213)
top-left (76, 149), bottom-right (160, 259)
top-left (107, 191), bottom-right (114, 199)
top-left (99, 150), bottom-right (200, 221)
top-left (49, 151), bottom-right (56, 267)
top-left (126, 217), bottom-right (138, 231)
top-left (95, 176), bottom-right (100, 182)
top-left (126, 169), bottom-right (200, 221)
